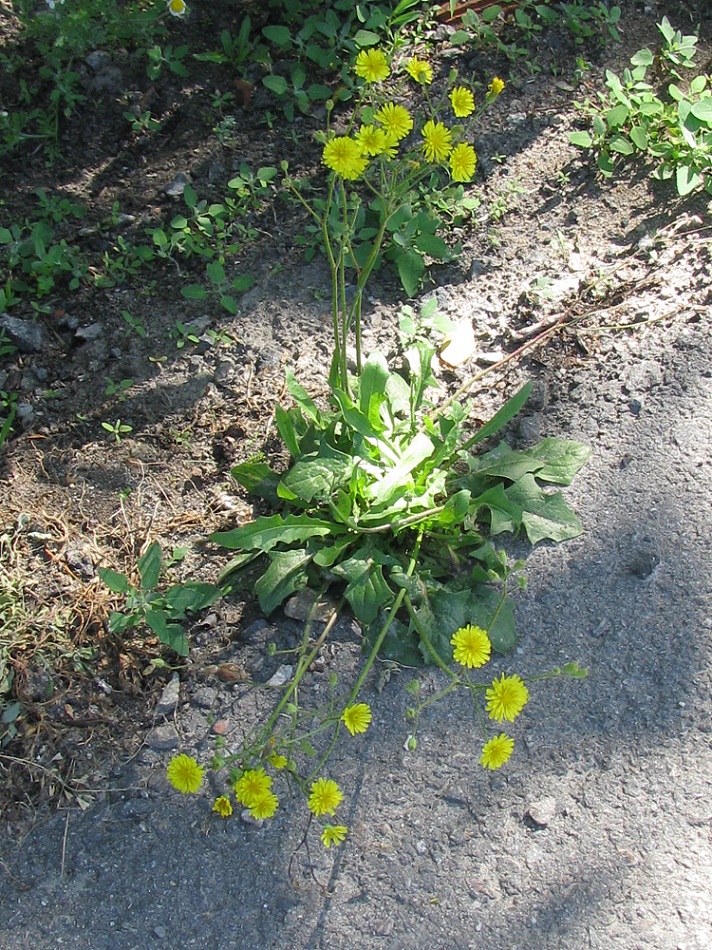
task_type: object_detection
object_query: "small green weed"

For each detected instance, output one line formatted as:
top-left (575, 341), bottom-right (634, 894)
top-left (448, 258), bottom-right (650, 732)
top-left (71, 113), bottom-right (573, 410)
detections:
top-left (570, 17), bottom-right (712, 195)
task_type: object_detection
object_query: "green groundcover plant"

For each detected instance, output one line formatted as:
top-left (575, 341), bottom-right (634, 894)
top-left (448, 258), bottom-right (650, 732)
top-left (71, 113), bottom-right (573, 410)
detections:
top-left (153, 44), bottom-right (590, 848)
top-left (570, 16), bottom-right (712, 195)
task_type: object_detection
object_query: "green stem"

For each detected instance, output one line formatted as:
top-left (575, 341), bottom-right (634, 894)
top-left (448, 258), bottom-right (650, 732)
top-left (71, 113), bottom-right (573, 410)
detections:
top-left (346, 528), bottom-right (424, 706)
top-left (404, 593), bottom-right (457, 681)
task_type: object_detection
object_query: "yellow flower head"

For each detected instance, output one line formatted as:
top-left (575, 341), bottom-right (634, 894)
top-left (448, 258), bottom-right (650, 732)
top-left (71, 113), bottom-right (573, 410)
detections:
top-left (449, 142), bottom-right (477, 182)
top-left (375, 103), bottom-right (413, 141)
top-left (341, 702), bottom-right (372, 736)
top-left (234, 767), bottom-right (272, 807)
top-left (405, 56), bottom-right (433, 84)
top-left (450, 624), bottom-right (491, 669)
top-left (488, 77), bottom-right (505, 97)
top-left (268, 752), bottom-right (288, 770)
top-left (322, 136), bottom-right (368, 180)
top-left (212, 795), bottom-right (233, 818)
top-left (167, 0), bottom-right (187, 16)
top-left (449, 86), bottom-right (475, 118)
top-left (249, 789), bottom-right (279, 820)
top-left (486, 673), bottom-right (529, 722)
top-left (357, 125), bottom-right (389, 157)
top-left (479, 733), bottom-right (514, 770)
top-left (422, 119), bottom-right (452, 163)
top-left (166, 754), bottom-right (204, 794)
top-left (308, 778), bottom-right (343, 816)
top-left (355, 48), bottom-right (390, 84)
top-left (321, 824), bottom-right (348, 848)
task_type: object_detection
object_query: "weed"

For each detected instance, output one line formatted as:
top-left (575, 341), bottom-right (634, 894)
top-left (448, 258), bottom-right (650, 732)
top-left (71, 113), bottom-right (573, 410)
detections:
top-left (101, 418), bottom-right (133, 443)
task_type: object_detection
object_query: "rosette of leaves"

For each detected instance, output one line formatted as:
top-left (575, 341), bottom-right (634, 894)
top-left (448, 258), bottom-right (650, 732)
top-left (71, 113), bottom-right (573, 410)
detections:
top-left (213, 339), bottom-right (589, 666)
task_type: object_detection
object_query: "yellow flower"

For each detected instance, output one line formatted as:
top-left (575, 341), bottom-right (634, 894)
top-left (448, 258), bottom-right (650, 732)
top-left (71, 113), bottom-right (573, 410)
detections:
top-left (322, 137), bottom-right (368, 180)
top-left (166, 754), bottom-right (204, 794)
top-left (355, 48), bottom-right (390, 84)
top-left (380, 132), bottom-right (400, 160)
top-left (375, 103), bottom-right (413, 141)
top-left (405, 56), bottom-right (433, 84)
top-left (341, 703), bottom-right (372, 736)
top-left (486, 673), bottom-right (529, 722)
top-left (357, 125), bottom-right (389, 157)
top-left (166, 0), bottom-right (187, 16)
top-left (308, 778), bottom-right (343, 816)
top-left (450, 624), bottom-right (491, 669)
top-left (212, 795), bottom-right (233, 818)
top-left (449, 86), bottom-right (475, 118)
top-left (321, 824), bottom-right (348, 848)
top-left (422, 120), bottom-right (452, 163)
top-left (449, 142), bottom-right (477, 182)
top-left (268, 753), bottom-right (288, 770)
top-left (234, 767), bottom-right (272, 807)
top-left (479, 733), bottom-right (514, 770)
top-left (249, 789), bottom-right (279, 819)
top-left (488, 77), bottom-right (505, 97)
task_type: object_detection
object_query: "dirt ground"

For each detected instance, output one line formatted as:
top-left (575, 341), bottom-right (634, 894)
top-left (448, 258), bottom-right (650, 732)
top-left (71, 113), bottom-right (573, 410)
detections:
top-left (1, 0), bottom-right (712, 947)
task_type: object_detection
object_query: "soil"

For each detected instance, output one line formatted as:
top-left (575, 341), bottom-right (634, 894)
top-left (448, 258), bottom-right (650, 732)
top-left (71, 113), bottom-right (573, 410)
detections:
top-left (1, 0), bottom-right (712, 947)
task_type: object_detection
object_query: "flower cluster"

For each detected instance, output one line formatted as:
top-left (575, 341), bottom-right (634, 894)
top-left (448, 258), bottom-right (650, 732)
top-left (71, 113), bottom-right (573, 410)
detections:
top-left (320, 49), bottom-right (504, 186)
top-left (449, 624), bottom-right (529, 770)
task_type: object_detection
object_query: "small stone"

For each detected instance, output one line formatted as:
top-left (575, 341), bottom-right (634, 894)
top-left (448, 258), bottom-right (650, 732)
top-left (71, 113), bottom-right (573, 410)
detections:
top-left (266, 665), bottom-right (293, 688)
top-left (145, 724), bottom-right (179, 751)
top-left (0, 315), bottom-right (47, 353)
top-left (525, 796), bottom-right (557, 828)
top-left (212, 719), bottom-right (229, 735)
top-left (192, 686), bottom-right (218, 709)
top-left (164, 172), bottom-right (191, 197)
top-left (153, 925), bottom-right (167, 939)
top-left (85, 50), bottom-right (112, 71)
top-left (284, 589), bottom-right (339, 622)
top-left (240, 808), bottom-right (264, 827)
top-left (155, 673), bottom-right (180, 717)
top-left (75, 323), bottom-right (104, 342)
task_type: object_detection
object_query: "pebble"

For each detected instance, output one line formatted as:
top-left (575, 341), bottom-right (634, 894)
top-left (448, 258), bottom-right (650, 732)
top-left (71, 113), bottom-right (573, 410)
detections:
top-left (284, 589), bottom-right (339, 622)
top-left (0, 314), bottom-right (46, 353)
top-left (164, 172), bottom-right (191, 197)
top-left (155, 673), bottom-right (180, 717)
top-left (145, 724), bottom-right (179, 751)
top-left (192, 686), bottom-right (218, 709)
top-left (266, 665), bottom-right (293, 688)
top-left (525, 796), bottom-right (557, 828)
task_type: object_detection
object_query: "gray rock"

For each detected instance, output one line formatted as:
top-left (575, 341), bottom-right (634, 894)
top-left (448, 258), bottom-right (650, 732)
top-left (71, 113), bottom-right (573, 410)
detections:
top-left (164, 172), bottom-right (191, 197)
top-left (192, 687), bottom-right (218, 709)
top-left (266, 665), bottom-right (293, 688)
top-left (284, 589), bottom-right (339, 622)
top-left (145, 724), bottom-right (179, 750)
top-left (85, 50), bottom-right (112, 71)
top-left (75, 323), bottom-right (104, 342)
top-left (155, 674), bottom-right (180, 717)
top-left (525, 796), bottom-right (557, 828)
top-left (0, 315), bottom-right (46, 353)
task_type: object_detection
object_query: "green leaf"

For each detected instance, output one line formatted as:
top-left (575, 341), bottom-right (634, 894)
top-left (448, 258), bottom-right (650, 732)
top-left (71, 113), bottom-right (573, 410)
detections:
top-left (569, 131), bottom-right (593, 148)
top-left (255, 549), bottom-right (312, 615)
top-left (358, 352), bottom-right (390, 427)
top-left (630, 48), bottom-right (653, 67)
top-left (606, 104), bottom-right (629, 128)
top-left (285, 369), bottom-right (322, 423)
top-left (331, 388), bottom-right (386, 442)
top-left (366, 432), bottom-right (434, 505)
top-left (262, 25), bottom-right (292, 46)
top-left (138, 541), bottom-right (162, 591)
top-left (676, 165), bottom-right (703, 196)
top-left (263, 75), bottom-right (288, 96)
top-left (181, 284), bottom-right (209, 300)
top-left (279, 454), bottom-right (352, 503)
top-left (98, 567), bottom-right (130, 594)
top-left (164, 582), bottom-right (222, 616)
top-left (211, 513), bottom-right (339, 552)
top-left (353, 29), bottom-right (381, 47)
top-left (396, 249), bottom-right (425, 297)
top-left (505, 474), bottom-right (583, 543)
top-left (183, 184), bottom-right (197, 210)
top-left (629, 125), bottom-right (648, 150)
top-left (275, 403), bottom-right (301, 458)
top-left (220, 295), bottom-right (238, 315)
top-left (467, 383), bottom-right (531, 446)
top-left (331, 548), bottom-right (394, 625)
top-left (414, 233), bottom-right (450, 259)
top-left (690, 98), bottom-right (712, 124)
top-left (609, 135), bottom-right (634, 155)
top-left (470, 483), bottom-right (523, 535)
top-left (523, 438), bottom-right (591, 485)
top-left (145, 609), bottom-right (189, 656)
